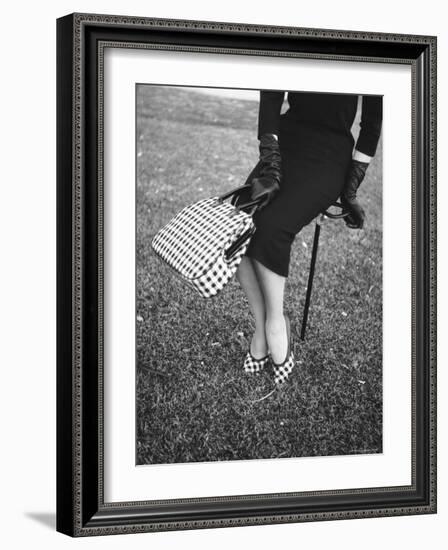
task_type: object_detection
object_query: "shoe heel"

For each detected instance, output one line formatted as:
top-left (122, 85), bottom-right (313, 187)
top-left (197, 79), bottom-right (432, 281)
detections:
top-left (272, 314), bottom-right (295, 385)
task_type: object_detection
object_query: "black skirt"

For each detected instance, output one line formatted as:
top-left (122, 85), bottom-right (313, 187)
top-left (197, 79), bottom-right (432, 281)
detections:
top-left (245, 114), bottom-right (354, 277)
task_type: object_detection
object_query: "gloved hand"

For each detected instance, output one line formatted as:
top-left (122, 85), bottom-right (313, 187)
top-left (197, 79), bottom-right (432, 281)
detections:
top-left (249, 133), bottom-right (282, 209)
top-left (341, 159), bottom-right (369, 229)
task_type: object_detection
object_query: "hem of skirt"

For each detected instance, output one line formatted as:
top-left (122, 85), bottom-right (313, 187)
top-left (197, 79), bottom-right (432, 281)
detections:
top-left (245, 248), bottom-right (289, 278)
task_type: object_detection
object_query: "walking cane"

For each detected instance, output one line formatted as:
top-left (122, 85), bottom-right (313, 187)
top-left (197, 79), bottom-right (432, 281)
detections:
top-left (300, 202), bottom-right (348, 341)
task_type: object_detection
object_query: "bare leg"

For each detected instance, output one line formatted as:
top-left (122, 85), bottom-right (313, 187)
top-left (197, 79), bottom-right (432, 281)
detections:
top-left (252, 259), bottom-right (288, 365)
top-left (236, 257), bottom-right (268, 358)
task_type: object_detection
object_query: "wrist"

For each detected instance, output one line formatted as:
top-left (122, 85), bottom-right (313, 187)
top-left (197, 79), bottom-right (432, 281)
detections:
top-left (260, 133), bottom-right (278, 143)
top-left (348, 160), bottom-right (368, 189)
top-left (353, 149), bottom-right (372, 164)
top-left (343, 191), bottom-right (358, 202)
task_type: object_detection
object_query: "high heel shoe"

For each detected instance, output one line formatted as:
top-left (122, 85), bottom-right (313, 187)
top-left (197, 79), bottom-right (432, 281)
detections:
top-left (272, 314), bottom-right (295, 385)
top-left (243, 350), bottom-right (270, 374)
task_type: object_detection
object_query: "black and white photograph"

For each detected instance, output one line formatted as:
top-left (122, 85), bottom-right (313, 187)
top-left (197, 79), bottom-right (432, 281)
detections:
top-left (136, 84), bottom-right (383, 465)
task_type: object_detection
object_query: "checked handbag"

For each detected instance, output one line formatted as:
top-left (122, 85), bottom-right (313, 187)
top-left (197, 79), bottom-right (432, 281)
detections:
top-left (151, 184), bottom-right (261, 298)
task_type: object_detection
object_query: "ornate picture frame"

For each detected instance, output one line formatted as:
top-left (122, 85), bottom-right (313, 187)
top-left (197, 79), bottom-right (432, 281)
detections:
top-left (56, 13), bottom-right (436, 536)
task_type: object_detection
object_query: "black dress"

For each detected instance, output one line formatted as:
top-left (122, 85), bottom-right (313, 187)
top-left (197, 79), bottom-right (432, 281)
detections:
top-left (245, 90), bottom-right (382, 277)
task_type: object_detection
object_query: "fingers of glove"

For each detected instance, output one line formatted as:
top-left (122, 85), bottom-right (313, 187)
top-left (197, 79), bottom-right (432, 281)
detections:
top-left (355, 206), bottom-right (366, 228)
top-left (251, 177), bottom-right (279, 198)
top-left (251, 190), bottom-right (276, 211)
top-left (251, 187), bottom-right (269, 202)
top-left (344, 206), bottom-right (365, 229)
top-left (344, 213), bottom-right (358, 228)
top-left (346, 220), bottom-right (362, 229)
top-left (256, 196), bottom-right (270, 210)
top-left (346, 215), bottom-right (364, 229)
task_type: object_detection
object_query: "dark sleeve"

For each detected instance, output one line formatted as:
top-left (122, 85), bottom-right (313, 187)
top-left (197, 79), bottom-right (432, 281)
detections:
top-left (355, 96), bottom-right (383, 157)
top-left (257, 90), bottom-right (285, 139)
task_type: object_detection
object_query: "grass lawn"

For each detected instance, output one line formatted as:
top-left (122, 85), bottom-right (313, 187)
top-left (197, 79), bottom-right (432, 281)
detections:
top-left (136, 85), bottom-right (383, 465)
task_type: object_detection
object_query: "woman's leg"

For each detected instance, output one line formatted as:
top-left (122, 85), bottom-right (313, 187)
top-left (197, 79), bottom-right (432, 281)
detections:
top-left (252, 259), bottom-right (288, 365)
top-left (236, 257), bottom-right (268, 358)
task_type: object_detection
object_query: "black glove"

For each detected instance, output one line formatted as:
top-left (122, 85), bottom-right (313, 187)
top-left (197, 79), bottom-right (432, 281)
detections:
top-left (249, 134), bottom-right (282, 209)
top-left (341, 159), bottom-right (369, 229)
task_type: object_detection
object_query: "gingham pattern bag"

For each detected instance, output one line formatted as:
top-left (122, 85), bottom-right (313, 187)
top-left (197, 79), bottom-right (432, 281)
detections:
top-left (151, 185), bottom-right (260, 298)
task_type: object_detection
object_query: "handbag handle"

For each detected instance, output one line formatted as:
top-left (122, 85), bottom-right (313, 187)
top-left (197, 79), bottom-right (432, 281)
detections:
top-left (217, 183), bottom-right (252, 203)
top-left (217, 159), bottom-right (263, 202)
top-left (234, 198), bottom-right (262, 215)
top-left (217, 183), bottom-right (264, 215)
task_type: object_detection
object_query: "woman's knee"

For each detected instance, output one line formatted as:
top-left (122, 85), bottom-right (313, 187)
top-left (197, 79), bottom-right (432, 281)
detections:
top-left (248, 231), bottom-right (292, 279)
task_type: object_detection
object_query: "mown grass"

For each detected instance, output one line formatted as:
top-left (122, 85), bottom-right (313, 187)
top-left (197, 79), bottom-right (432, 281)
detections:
top-left (136, 85), bottom-right (383, 465)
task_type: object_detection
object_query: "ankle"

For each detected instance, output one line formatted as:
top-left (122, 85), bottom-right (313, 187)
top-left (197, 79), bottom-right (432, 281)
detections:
top-left (265, 316), bottom-right (288, 364)
top-left (265, 315), bottom-right (285, 335)
top-left (250, 328), bottom-right (268, 358)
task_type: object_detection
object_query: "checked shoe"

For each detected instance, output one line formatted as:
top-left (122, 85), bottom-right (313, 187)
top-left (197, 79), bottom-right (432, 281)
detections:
top-left (243, 351), bottom-right (270, 375)
top-left (272, 314), bottom-right (295, 386)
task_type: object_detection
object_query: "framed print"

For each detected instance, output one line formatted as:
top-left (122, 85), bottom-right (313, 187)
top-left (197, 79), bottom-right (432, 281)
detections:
top-left (56, 13), bottom-right (437, 536)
